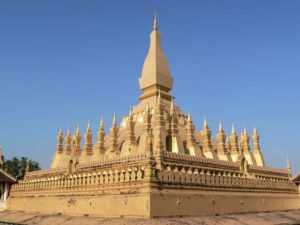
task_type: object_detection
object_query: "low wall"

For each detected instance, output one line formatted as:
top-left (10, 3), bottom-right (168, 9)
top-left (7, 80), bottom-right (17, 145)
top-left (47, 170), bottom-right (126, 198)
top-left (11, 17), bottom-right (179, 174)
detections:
top-left (7, 189), bottom-right (300, 218)
top-left (8, 193), bottom-right (150, 218)
top-left (150, 189), bottom-right (300, 217)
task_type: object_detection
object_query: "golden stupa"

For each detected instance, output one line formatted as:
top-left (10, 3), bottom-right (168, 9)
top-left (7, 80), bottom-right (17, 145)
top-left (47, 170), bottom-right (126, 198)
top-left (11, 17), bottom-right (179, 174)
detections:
top-left (8, 14), bottom-right (299, 218)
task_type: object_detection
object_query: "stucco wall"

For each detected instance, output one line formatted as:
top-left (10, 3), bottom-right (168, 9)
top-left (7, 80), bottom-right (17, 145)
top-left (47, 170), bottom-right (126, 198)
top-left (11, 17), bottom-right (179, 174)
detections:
top-left (7, 189), bottom-right (300, 218)
top-left (150, 190), bottom-right (300, 217)
top-left (8, 193), bottom-right (150, 218)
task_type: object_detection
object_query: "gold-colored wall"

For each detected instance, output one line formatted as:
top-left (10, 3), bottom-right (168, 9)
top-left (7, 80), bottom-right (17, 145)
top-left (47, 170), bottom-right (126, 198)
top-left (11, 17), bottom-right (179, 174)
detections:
top-left (7, 190), bottom-right (299, 218)
top-left (150, 190), bottom-right (300, 217)
top-left (8, 193), bottom-right (150, 218)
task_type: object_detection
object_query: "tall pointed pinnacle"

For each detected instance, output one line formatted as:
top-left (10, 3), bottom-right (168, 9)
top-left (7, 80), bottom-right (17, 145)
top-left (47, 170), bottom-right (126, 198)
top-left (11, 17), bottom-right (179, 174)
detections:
top-left (187, 112), bottom-right (191, 122)
top-left (203, 115), bottom-right (209, 130)
top-left (67, 127), bottom-right (70, 136)
top-left (232, 124), bottom-right (236, 134)
top-left (139, 12), bottom-right (174, 101)
top-left (230, 124), bottom-right (239, 157)
top-left (143, 103), bottom-right (152, 134)
top-left (56, 127), bottom-right (64, 154)
top-left (226, 135), bottom-right (231, 151)
top-left (112, 112), bottom-right (117, 126)
top-left (217, 121), bottom-right (227, 157)
top-left (87, 119), bottom-right (91, 131)
top-left (201, 115), bottom-right (214, 157)
top-left (253, 124), bottom-right (258, 134)
top-left (287, 156), bottom-right (291, 170)
top-left (108, 113), bottom-right (119, 155)
top-left (96, 116), bottom-right (106, 156)
top-left (252, 125), bottom-right (260, 152)
top-left (243, 127), bottom-right (248, 135)
top-left (74, 123), bottom-right (82, 156)
top-left (169, 99), bottom-right (178, 136)
top-left (100, 115), bottom-right (104, 130)
top-left (153, 11), bottom-right (158, 30)
top-left (242, 127), bottom-right (250, 152)
top-left (186, 113), bottom-right (197, 149)
top-left (64, 127), bottom-right (73, 155)
top-left (252, 125), bottom-right (265, 167)
top-left (76, 123), bottom-right (80, 136)
top-left (218, 121), bottom-right (223, 132)
top-left (84, 120), bottom-right (93, 155)
top-left (125, 107), bottom-right (136, 147)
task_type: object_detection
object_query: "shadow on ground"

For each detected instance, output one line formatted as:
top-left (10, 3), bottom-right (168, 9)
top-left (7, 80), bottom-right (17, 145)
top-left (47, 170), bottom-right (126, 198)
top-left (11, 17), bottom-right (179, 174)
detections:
top-left (0, 210), bottom-right (299, 225)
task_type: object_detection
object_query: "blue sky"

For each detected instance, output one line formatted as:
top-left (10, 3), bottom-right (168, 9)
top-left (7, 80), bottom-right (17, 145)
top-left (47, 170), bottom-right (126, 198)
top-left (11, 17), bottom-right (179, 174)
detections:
top-left (0, 1), bottom-right (299, 173)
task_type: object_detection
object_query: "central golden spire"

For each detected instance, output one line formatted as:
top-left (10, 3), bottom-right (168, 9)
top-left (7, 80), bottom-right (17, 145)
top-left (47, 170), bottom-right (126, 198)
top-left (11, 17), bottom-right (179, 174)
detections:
top-left (139, 13), bottom-right (174, 101)
top-left (153, 11), bottom-right (158, 30)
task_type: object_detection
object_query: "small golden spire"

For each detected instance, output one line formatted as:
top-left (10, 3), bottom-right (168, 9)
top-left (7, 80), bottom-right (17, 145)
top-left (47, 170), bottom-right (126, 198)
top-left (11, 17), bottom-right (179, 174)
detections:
top-left (76, 123), bottom-right (80, 133)
top-left (231, 124), bottom-right (236, 134)
top-left (67, 127), bottom-right (71, 136)
top-left (170, 98), bottom-right (174, 111)
top-left (153, 11), bottom-right (158, 30)
top-left (187, 113), bottom-right (191, 122)
top-left (243, 127), bottom-right (248, 135)
top-left (112, 113), bottom-right (117, 126)
top-left (100, 115), bottom-right (104, 128)
top-left (72, 129), bottom-right (76, 139)
top-left (203, 115), bottom-right (208, 129)
top-left (253, 124), bottom-right (258, 134)
top-left (287, 156), bottom-right (291, 170)
top-left (59, 127), bottom-right (63, 135)
top-left (218, 120), bottom-right (223, 132)
top-left (87, 120), bottom-right (91, 131)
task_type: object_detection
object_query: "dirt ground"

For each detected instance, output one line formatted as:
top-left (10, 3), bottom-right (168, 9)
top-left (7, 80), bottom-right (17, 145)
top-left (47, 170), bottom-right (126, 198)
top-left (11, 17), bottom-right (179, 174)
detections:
top-left (0, 210), bottom-right (300, 225)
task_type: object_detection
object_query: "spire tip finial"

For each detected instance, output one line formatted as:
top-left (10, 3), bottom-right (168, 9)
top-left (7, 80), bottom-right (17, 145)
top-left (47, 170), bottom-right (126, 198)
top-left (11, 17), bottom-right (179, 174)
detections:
top-left (219, 120), bottom-right (222, 131)
top-left (253, 124), bottom-right (258, 134)
top-left (153, 10), bottom-right (158, 30)
top-left (112, 112), bottom-right (117, 126)
top-left (87, 119), bottom-right (91, 131)
top-left (100, 115), bottom-right (104, 127)
top-left (287, 156), bottom-right (291, 167)
top-left (231, 123), bottom-right (236, 133)
top-left (203, 114), bottom-right (209, 129)
top-left (187, 112), bottom-right (191, 122)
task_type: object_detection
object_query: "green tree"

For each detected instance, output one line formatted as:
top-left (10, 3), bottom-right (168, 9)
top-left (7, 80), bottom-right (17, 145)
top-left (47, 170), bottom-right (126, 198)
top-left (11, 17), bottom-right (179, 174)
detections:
top-left (1, 156), bottom-right (40, 180)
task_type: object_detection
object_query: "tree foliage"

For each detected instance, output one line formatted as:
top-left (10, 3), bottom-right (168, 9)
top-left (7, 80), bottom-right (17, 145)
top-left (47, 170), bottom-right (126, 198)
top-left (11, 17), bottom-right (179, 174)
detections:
top-left (1, 156), bottom-right (40, 180)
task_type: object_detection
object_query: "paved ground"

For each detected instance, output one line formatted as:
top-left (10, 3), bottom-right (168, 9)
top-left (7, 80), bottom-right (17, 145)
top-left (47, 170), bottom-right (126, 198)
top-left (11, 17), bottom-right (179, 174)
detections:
top-left (0, 210), bottom-right (300, 225)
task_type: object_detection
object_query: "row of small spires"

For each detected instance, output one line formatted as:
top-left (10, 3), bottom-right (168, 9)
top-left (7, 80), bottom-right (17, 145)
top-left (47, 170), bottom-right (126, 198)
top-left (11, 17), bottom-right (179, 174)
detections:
top-left (54, 92), bottom-right (291, 171)
top-left (55, 112), bottom-right (261, 149)
top-left (54, 111), bottom-right (292, 169)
